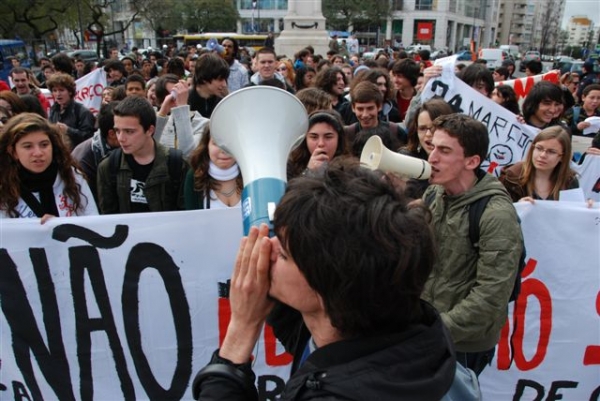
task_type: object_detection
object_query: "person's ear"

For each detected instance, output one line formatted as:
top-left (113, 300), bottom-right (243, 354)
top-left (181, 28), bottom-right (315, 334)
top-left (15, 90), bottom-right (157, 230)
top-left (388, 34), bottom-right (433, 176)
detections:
top-left (465, 154), bottom-right (481, 171)
top-left (147, 125), bottom-right (155, 137)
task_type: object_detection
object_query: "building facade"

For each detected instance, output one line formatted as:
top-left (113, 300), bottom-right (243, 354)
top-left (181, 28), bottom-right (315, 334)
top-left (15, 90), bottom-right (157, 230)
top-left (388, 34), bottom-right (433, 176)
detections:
top-left (566, 16), bottom-right (594, 47)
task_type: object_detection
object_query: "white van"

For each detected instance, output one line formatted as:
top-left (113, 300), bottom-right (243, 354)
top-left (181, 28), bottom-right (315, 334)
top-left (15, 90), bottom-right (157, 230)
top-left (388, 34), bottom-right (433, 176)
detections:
top-left (499, 45), bottom-right (520, 60)
top-left (478, 48), bottom-right (509, 70)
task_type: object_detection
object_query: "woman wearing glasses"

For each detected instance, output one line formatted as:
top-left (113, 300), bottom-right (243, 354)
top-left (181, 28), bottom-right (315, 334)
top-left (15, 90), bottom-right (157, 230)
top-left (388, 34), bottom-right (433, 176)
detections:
top-left (399, 98), bottom-right (453, 199)
top-left (499, 126), bottom-right (578, 203)
top-left (276, 59), bottom-right (296, 91)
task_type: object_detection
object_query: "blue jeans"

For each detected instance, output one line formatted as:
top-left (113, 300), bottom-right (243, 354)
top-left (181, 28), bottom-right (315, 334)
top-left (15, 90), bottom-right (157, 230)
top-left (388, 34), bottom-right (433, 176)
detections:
top-left (456, 347), bottom-right (495, 376)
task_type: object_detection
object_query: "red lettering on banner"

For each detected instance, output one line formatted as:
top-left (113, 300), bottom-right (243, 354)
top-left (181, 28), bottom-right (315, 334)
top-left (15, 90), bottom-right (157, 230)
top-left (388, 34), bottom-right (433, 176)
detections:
top-left (93, 83), bottom-right (104, 96)
top-left (583, 290), bottom-right (600, 365)
top-left (497, 258), bottom-right (552, 370)
top-left (217, 297), bottom-right (231, 347)
top-left (263, 325), bottom-right (292, 366)
top-left (218, 295), bottom-right (292, 366)
top-left (487, 161), bottom-right (499, 174)
top-left (513, 77), bottom-right (535, 101)
top-left (81, 87), bottom-right (90, 100)
top-left (541, 70), bottom-right (560, 84)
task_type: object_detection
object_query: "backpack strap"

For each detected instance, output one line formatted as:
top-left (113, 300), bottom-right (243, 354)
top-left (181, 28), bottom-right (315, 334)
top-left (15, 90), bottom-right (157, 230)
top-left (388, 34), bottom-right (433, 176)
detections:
top-left (468, 195), bottom-right (492, 248)
top-left (166, 147), bottom-right (183, 188)
top-left (108, 147), bottom-right (123, 187)
top-left (571, 106), bottom-right (581, 132)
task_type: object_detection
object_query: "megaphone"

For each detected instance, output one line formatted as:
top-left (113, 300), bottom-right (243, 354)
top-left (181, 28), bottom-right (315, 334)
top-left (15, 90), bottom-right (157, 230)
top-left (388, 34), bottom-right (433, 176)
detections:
top-left (210, 86), bottom-right (308, 234)
top-left (360, 135), bottom-right (431, 180)
top-left (206, 38), bottom-right (226, 55)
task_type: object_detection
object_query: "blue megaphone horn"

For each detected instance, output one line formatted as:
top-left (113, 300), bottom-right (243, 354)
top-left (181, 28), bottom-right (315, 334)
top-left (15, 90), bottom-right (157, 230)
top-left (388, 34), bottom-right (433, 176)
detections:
top-left (206, 38), bottom-right (226, 55)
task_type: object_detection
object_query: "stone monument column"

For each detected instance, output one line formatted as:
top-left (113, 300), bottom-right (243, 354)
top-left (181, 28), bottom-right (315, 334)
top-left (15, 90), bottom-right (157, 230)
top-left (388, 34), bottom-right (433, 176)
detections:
top-left (275, 0), bottom-right (330, 58)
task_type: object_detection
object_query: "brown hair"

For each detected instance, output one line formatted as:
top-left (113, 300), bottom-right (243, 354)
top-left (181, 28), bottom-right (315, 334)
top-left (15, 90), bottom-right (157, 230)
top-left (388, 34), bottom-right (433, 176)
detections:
top-left (520, 126), bottom-right (575, 200)
top-left (0, 113), bottom-right (86, 217)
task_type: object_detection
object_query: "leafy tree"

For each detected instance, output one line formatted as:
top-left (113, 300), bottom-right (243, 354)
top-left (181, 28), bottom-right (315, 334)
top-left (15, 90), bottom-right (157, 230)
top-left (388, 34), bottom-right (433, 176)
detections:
top-left (0, 0), bottom-right (71, 41)
top-left (323, 0), bottom-right (393, 33)
top-left (181, 0), bottom-right (239, 33)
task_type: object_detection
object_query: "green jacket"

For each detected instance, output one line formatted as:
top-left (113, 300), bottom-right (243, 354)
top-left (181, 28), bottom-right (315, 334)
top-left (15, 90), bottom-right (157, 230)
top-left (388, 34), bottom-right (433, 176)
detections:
top-left (97, 142), bottom-right (188, 214)
top-left (422, 171), bottom-right (523, 353)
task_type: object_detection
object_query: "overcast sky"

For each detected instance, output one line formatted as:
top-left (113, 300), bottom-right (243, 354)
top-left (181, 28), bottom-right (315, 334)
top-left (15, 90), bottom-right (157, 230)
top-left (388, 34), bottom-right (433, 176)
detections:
top-left (562, 0), bottom-right (600, 28)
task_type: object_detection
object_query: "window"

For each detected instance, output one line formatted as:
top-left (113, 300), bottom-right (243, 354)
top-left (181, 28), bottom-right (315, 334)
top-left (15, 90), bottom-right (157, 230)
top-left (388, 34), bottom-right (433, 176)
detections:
top-left (415, 0), bottom-right (433, 11)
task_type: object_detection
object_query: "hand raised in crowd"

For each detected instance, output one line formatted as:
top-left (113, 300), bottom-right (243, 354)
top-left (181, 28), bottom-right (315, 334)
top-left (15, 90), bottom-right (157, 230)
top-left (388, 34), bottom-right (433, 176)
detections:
top-left (421, 65), bottom-right (443, 89)
top-left (307, 147), bottom-right (330, 171)
top-left (158, 80), bottom-right (189, 117)
top-left (219, 224), bottom-right (274, 364)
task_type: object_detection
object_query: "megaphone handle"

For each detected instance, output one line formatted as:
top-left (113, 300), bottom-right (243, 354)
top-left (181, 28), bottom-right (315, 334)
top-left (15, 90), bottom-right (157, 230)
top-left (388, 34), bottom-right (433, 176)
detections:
top-left (241, 178), bottom-right (287, 236)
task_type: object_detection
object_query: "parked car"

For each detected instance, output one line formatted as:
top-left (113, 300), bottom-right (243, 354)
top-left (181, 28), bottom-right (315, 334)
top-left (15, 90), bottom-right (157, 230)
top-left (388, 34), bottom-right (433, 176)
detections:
top-left (519, 51), bottom-right (541, 71)
top-left (552, 55), bottom-right (574, 70)
top-left (568, 60), bottom-right (600, 76)
top-left (67, 49), bottom-right (99, 62)
top-left (430, 49), bottom-right (448, 60)
top-left (478, 48), bottom-right (509, 70)
top-left (456, 50), bottom-right (474, 61)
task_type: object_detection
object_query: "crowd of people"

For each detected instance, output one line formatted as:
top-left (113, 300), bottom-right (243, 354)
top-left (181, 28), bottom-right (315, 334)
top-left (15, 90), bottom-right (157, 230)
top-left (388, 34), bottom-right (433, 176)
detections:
top-left (0, 38), bottom-right (599, 400)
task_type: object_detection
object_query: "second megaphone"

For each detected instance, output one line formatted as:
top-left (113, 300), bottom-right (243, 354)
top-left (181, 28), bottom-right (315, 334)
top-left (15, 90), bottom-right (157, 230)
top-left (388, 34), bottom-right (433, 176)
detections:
top-left (206, 38), bottom-right (226, 55)
top-left (360, 135), bottom-right (431, 180)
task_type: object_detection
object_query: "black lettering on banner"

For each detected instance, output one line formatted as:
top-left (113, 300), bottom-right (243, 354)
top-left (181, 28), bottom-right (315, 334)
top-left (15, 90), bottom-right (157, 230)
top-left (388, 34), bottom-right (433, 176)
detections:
top-left (467, 101), bottom-right (485, 120)
top-left (0, 249), bottom-right (76, 400)
top-left (447, 94), bottom-right (464, 113)
top-left (430, 80), bottom-right (450, 98)
top-left (69, 246), bottom-right (136, 400)
top-left (52, 224), bottom-right (128, 249)
top-left (489, 116), bottom-right (509, 139)
top-left (12, 381), bottom-right (32, 401)
top-left (257, 375), bottom-right (285, 401)
top-left (547, 381), bottom-right (578, 400)
top-left (513, 379), bottom-right (544, 401)
top-left (122, 243), bottom-right (192, 400)
top-left (590, 384), bottom-right (600, 401)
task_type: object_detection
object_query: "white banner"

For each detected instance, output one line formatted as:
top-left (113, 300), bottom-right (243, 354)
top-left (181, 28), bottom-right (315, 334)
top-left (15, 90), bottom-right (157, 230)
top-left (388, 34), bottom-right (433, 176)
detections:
top-left (0, 209), bottom-right (291, 401)
top-left (572, 154), bottom-right (600, 202)
top-left (1, 203), bottom-right (599, 400)
top-left (496, 70), bottom-right (561, 106)
top-left (422, 66), bottom-right (539, 176)
top-left (479, 201), bottom-right (600, 399)
top-left (41, 68), bottom-right (107, 116)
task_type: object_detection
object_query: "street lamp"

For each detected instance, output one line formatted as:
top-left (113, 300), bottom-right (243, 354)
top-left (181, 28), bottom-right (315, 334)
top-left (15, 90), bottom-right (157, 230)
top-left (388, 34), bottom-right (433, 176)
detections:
top-left (252, 0), bottom-right (260, 33)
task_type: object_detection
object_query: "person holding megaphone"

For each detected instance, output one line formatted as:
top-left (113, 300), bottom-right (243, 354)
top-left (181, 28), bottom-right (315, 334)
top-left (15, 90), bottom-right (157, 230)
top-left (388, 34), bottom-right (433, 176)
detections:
top-left (400, 98), bottom-right (454, 199)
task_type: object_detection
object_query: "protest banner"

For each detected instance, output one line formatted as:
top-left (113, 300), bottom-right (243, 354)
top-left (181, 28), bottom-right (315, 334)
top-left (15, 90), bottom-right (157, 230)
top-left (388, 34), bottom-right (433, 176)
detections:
top-left (421, 64), bottom-right (539, 176)
top-left (497, 70), bottom-right (561, 105)
top-left (479, 201), bottom-right (600, 400)
top-left (1, 203), bottom-right (598, 400)
top-left (572, 154), bottom-right (600, 201)
top-left (41, 68), bottom-right (107, 116)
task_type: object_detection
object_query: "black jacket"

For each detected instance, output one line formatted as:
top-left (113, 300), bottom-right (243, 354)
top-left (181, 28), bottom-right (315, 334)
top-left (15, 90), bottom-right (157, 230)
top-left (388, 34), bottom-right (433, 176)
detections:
top-left (48, 100), bottom-right (95, 148)
top-left (193, 301), bottom-right (457, 400)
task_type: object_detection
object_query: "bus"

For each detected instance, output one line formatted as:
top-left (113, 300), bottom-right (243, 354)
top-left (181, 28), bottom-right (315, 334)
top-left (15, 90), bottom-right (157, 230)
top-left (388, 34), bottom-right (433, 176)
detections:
top-left (0, 40), bottom-right (32, 82)
top-left (173, 33), bottom-right (268, 52)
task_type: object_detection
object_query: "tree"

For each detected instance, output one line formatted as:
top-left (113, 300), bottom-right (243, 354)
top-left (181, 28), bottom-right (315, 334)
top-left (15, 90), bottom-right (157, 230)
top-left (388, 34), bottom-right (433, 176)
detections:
top-left (81, 0), bottom-right (144, 57)
top-left (322, 0), bottom-right (363, 31)
top-left (538, 0), bottom-right (561, 55)
top-left (322, 0), bottom-right (393, 34)
top-left (0, 0), bottom-right (71, 41)
top-left (181, 0), bottom-right (239, 33)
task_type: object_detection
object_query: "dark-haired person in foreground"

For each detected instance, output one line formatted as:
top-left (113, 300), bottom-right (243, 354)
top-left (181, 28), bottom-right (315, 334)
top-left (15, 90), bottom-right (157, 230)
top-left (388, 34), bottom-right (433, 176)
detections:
top-left (192, 160), bottom-right (480, 400)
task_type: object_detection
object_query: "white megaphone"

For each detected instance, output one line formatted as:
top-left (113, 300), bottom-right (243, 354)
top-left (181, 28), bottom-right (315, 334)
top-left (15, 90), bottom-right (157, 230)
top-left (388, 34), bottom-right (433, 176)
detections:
top-left (206, 38), bottom-right (226, 55)
top-left (360, 135), bottom-right (431, 180)
top-left (210, 86), bottom-right (308, 234)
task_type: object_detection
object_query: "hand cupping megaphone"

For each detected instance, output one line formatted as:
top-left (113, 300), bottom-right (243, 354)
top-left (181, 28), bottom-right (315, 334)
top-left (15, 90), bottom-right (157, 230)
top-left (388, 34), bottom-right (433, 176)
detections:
top-left (360, 135), bottom-right (431, 180)
top-left (210, 86), bottom-right (308, 234)
top-left (206, 38), bottom-right (226, 55)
